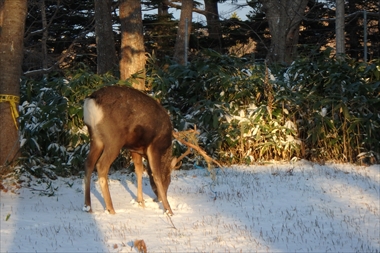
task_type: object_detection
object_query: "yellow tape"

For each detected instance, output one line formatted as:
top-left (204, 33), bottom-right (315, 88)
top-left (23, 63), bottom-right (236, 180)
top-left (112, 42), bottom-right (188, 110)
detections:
top-left (0, 94), bottom-right (20, 130)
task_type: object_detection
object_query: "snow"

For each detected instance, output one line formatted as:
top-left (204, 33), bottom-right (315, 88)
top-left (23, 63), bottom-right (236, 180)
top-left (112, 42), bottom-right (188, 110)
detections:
top-left (1, 161), bottom-right (379, 252)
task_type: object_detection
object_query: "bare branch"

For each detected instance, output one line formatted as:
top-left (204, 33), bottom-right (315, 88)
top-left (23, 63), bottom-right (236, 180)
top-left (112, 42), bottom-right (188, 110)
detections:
top-left (23, 66), bottom-right (56, 77)
top-left (173, 129), bottom-right (223, 170)
top-left (163, 0), bottom-right (208, 17)
top-left (172, 147), bottom-right (191, 170)
top-left (304, 10), bottom-right (380, 22)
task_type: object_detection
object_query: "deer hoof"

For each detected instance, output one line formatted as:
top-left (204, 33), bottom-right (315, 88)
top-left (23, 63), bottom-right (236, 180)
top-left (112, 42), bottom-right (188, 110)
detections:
top-left (137, 200), bottom-right (145, 208)
top-left (105, 209), bottom-right (116, 214)
top-left (153, 198), bottom-right (162, 203)
top-left (165, 209), bottom-right (174, 216)
top-left (83, 205), bottom-right (91, 212)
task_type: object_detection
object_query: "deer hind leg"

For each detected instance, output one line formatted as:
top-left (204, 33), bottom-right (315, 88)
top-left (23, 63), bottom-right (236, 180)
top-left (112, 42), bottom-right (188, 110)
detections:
top-left (84, 137), bottom-right (104, 213)
top-left (147, 148), bottom-right (173, 215)
top-left (131, 152), bottom-right (145, 207)
top-left (95, 145), bottom-right (120, 214)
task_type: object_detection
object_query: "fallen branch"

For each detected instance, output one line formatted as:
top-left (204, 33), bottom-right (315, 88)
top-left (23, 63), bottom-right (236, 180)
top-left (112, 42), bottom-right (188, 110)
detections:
top-left (172, 128), bottom-right (223, 172)
top-left (172, 147), bottom-right (191, 170)
top-left (165, 212), bottom-right (177, 229)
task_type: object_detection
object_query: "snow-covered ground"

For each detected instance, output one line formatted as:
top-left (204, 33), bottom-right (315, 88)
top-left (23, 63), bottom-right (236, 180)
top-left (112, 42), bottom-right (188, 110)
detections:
top-left (1, 160), bottom-right (379, 252)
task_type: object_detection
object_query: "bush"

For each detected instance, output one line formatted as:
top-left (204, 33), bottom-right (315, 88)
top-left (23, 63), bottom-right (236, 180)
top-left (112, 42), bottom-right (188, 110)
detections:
top-left (149, 50), bottom-right (380, 164)
top-left (276, 51), bottom-right (380, 162)
top-left (18, 51), bottom-right (380, 178)
top-left (19, 68), bottom-right (121, 177)
top-left (148, 50), bottom-right (302, 164)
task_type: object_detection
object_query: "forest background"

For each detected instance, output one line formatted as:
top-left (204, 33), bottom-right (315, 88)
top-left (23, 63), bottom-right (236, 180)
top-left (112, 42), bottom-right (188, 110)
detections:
top-left (0, 0), bottom-right (379, 178)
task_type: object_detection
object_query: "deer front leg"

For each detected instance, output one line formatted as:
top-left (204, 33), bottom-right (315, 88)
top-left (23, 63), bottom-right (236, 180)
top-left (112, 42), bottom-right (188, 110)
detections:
top-left (148, 151), bottom-right (173, 215)
top-left (132, 152), bottom-right (145, 207)
top-left (146, 166), bottom-right (159, 202)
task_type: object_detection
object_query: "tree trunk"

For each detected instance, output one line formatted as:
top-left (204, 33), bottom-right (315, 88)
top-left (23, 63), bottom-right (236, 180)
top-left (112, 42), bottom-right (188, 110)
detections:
top-left (158, 0), bottom-right (169, 17)
top-left (204, 0), bottom-right (222, 52)
top-left (119, 0), bottom-right (146, 90)
top-left (173, 0), bottom-right (193, 65)
top-left (95, 0), bottom-right (117, 75)
top-left (336, 0), bottom-right (345, 58)
top-left (39, 0), bottom-right (48, 71)
top-left (261, 0), bottom-right (308, 64)
top-left (347, 0), bottom-right (358, 59)
top-left (0, 0), bottom-right (27, 166)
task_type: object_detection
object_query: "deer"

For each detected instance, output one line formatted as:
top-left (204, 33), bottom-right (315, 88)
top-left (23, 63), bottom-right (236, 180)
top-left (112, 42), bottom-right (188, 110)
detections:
top-left (82, 85), bottom-right (187, 216)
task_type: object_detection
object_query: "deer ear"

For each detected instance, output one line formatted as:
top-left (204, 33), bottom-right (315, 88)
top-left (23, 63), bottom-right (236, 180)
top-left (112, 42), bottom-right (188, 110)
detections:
top-left (170, 157), bottom-right (178, 170)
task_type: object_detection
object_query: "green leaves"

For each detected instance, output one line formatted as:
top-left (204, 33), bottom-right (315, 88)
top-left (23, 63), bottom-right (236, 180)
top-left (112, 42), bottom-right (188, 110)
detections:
top-left (19, 71), bottom-right (120, 177)
top-left (19, 53), bottom-right (380, 175)
top-left (151, 51), bottom-right (380, 164)
top-left (276, 55), bottom-right (380, 162)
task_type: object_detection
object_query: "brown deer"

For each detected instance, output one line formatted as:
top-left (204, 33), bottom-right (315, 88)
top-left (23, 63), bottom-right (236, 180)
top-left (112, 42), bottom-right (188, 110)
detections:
top-left (82, 85), bottom-right (181, 215)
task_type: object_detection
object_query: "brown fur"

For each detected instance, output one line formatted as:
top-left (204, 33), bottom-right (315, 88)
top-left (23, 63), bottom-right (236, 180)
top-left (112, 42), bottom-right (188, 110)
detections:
top-left (83, 86), bottom-right (174, 215)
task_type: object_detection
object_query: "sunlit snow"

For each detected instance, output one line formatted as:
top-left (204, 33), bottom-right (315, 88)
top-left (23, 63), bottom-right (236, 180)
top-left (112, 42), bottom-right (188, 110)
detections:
top-left (1, 161), bottom-right (379, 252)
